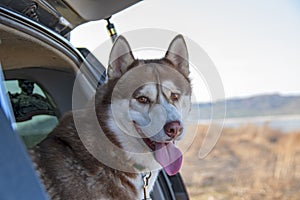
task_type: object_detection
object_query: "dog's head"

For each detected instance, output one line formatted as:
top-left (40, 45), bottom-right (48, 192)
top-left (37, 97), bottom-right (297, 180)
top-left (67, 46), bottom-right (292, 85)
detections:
top-left (106, 35), bottom-right (191, 175)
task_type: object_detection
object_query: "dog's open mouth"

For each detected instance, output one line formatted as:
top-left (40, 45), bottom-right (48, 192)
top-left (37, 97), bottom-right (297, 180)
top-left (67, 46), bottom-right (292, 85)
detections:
top-left (142, 137), bottom-right (156, 151)
top-left (133, 122), bottom-right (183, 176)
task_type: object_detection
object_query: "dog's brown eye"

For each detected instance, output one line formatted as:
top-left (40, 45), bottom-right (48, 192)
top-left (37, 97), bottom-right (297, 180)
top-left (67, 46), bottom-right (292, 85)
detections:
top-left (170, 93), bottom-right (180, 101)
top-left (137, 96), bottom-right (150, 104)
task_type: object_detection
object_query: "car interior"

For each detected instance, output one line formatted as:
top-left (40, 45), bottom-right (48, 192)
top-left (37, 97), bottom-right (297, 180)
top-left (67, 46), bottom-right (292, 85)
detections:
top-left (0, 4), bottom-right (189, 199)
top-left (1, 18), bottom-right (78, 145)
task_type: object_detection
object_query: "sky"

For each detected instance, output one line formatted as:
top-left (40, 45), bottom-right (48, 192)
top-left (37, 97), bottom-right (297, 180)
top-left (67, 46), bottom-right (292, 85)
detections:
top-left (70, 0), bottom-right (300, 103)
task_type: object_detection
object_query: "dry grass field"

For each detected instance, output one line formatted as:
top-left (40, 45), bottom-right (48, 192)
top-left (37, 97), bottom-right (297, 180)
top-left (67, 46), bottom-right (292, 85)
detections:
top-left (180, 124), bottom-right (300, 200)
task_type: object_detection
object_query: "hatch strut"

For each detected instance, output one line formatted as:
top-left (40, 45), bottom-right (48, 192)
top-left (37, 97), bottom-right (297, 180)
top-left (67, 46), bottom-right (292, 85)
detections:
top-left (105, 17), bottom-right (118, 43)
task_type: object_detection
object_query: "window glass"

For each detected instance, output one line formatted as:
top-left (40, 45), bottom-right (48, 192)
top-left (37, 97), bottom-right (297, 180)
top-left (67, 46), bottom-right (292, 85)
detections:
top-left (5, 80), bottom-right (58, 148)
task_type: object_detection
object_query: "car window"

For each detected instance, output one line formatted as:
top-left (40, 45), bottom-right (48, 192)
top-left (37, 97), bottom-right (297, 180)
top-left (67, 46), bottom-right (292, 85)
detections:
top-left (5, 80), bottom-right (59, 148)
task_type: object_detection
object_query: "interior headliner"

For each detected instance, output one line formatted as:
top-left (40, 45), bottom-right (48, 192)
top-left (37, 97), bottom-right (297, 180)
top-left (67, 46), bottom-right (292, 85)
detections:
top-left (0, 24), bottom-right (78, 72)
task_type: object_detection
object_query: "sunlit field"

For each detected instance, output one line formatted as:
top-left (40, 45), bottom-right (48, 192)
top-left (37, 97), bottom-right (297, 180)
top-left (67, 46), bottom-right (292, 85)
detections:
top-left (181, 124), bottom-right (300, 200)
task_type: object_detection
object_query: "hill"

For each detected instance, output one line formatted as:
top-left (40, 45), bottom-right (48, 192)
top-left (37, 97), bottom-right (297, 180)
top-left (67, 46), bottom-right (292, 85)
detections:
top-left (191, 94), bottom-right (300, 119)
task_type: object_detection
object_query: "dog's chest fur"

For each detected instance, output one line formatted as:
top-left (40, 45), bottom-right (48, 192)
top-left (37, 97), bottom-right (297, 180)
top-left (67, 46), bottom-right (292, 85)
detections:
top-left (31, 112), bottom-right (158, 200)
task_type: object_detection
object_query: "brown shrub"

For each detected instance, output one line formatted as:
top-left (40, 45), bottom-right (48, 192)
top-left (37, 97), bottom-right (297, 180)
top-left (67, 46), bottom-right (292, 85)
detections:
top-left (181, 124), bottom-right (300, 200)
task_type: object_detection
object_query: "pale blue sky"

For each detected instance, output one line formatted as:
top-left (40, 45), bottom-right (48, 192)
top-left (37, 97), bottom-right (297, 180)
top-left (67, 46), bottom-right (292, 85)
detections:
top-left (71, 0), bottom-right (300, 102)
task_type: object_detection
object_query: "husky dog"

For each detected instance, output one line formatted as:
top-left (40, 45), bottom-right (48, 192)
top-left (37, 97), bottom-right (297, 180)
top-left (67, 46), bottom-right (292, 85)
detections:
top-left (31, 35), bottom-right (191, 200)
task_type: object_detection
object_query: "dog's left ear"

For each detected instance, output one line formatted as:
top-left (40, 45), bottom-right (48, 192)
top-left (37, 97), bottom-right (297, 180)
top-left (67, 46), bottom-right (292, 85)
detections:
top-left (165, 35), bottom-right (189, 77)
top-left (108, 36), bottom-right (135, 79)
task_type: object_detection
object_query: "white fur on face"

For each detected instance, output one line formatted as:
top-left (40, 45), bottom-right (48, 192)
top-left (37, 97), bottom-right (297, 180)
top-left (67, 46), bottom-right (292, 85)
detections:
top-left (128, 81), bottom-right (188, 142)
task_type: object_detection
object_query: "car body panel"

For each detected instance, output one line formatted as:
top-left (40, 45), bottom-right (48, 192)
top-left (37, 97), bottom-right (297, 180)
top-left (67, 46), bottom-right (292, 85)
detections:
top-left (48, 0), bottom-right (142, 23)
top-left (0, 0), bottom-right (142, 35)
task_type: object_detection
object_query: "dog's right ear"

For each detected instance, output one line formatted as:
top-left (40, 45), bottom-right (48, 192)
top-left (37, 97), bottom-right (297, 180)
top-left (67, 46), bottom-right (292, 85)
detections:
top-left (108, 36), bottom-right (134, 79)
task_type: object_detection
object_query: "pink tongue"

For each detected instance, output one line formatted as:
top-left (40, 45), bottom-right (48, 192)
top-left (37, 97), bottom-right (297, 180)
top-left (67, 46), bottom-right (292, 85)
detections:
top-left (154, 142), bottom-right (183, 176)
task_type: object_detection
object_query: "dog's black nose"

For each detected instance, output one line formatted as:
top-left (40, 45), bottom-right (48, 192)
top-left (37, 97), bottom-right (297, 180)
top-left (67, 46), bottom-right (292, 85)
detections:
top-left (164, 121), bottom-right (183, 138)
